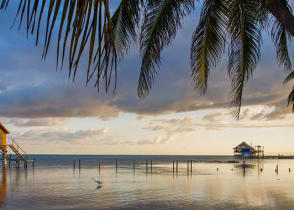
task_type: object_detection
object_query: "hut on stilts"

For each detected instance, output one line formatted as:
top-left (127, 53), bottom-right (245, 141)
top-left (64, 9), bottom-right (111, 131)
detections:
top-left (0, 123), bottom-right (34, 168)
top-left (233, 142), bottom-right (264, 159)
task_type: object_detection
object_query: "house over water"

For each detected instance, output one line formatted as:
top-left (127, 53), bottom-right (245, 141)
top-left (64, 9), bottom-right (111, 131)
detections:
top-left (0, 122), bottom-right (9, 146)
top-left (0, 122), bottom-right (34, 168)
top-left (233, 142), bottom-right (264, 159)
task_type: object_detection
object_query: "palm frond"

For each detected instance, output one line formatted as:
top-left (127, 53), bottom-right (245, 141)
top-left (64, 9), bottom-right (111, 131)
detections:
top-left (270, 0), bottom-right (292, 72)
top-left (287, 86), bottom-right (294, 112)
top-left (284, 71), bottom-right (294, 84)
top-left (190, 0), bottom-right (227, 94)
top-left (111, 0), bottom-right (141, 58)
top-left (138, 0), bottom-right (195, 97)
top-left (227, 0), bottom-right (263, 118)
top-left (1, 0), bottom-right (119, 93)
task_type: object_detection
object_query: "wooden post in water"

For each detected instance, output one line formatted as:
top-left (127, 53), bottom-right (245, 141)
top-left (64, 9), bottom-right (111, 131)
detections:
top-left (190, 160), bottom-right (192, 173)
top-left (173, 161), bottom-right (175, 174)
top-left (146, 160), bottom-right (148, 172)
top-left (187, 160), bottom-right (189, 173)
top-left (133, 160), bottom-right (135, 171)
top-left (151, 160), bottom-right (152, 173)
top-left (78, 160), bottom-right (81, 169)
top-left (176, 161), bottom-right (178, 173)
top-left (98, 162), bottom-right (101, 172)
top-left (73, 160), bottom-right (75, 169)
top-left (116, 160), bottom-right (118, 172)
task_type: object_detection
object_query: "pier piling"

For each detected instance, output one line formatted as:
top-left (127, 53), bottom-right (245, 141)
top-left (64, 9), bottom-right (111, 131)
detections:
top-left (151, 160), bottom-right (152, 172)
top-left (133, 160), bottom-right (135, 171)
top-left (116, 160), bottom-right (118, 172)
top-left (73, 160), bottom-right (75, 169)
top-left (173, 161), bottom-right (175, 173)
top-left (176, 161), bottom-right (178, 174)
top-left (78, 160), bottom-right (81, 169)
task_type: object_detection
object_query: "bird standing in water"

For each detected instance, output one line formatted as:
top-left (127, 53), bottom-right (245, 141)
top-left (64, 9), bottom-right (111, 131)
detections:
top-left (92, 178), bottom-right (103, 185)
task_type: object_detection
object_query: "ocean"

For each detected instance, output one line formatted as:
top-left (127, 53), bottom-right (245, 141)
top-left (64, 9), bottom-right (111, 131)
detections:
top-left (0, 155), bottom-right (294, 210)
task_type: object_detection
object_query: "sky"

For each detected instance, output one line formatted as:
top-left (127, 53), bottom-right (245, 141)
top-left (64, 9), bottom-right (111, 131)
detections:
top-left (0, 2), bottom-right (294, 155)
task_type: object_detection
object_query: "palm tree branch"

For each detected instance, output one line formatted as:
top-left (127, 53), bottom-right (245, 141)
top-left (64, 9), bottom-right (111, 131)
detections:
top-left (190, 0), bottom-right (227, 94)
top-left (228, 0), bottom-right (262, 118)
top-left (138, 0), bottom-right (194, 97)
top-left (270, 0), bottom-right (292, 71)
top-left (1, 0), bottom-right (119, 93)
top-left (111, 0), bottom-right (141, 58)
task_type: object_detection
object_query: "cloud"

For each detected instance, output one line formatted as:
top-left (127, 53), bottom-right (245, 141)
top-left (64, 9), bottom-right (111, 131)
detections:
top-left (202, 112), bottom-right (223, 121)
top-left (136, 137), bottom-right (162, 145)
top-left (142, 116), bottom-right (197, 144)
top-left (0, 82), bottom-right (120, 120)
top-left (12, 127), bottom-right (110, 142)
top-left (5, 118), bottom-right (66, 127)
top-left (142, 114), bottom-right (294, 142)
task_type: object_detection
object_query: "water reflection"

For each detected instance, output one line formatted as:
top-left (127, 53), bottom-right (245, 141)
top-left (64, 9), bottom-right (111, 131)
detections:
top-left (1, 158), bottom-right (294, 209)
top-left (0, 168), bottom-right (6, 208)
top-left (232, 160), bottom-right (267, 177)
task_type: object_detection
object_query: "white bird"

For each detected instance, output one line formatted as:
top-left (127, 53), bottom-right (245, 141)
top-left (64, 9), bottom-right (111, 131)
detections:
top-left (92, 178), bottom-right (103, 185)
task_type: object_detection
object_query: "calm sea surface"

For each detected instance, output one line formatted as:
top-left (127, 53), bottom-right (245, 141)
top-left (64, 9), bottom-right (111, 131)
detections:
top-left (1, 155), bottom-right (294, 210)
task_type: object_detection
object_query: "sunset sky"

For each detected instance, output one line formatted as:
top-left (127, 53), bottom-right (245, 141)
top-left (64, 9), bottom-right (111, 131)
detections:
top-left (0, 2), bottom-right (294, 155)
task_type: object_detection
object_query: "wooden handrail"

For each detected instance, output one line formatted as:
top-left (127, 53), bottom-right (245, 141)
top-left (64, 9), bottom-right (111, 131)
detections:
top-left (11, 140), bottom-right (29, 160)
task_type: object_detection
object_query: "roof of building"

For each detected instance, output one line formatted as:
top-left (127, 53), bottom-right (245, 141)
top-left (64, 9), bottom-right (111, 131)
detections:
top-left (234, 142), bottom-right (255, 151)
top-left (0, 122), bottom-right (10, 134)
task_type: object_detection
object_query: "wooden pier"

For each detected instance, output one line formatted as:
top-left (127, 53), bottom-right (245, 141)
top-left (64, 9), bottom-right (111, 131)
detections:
top-left (73, 159), bottom-right (195, 175)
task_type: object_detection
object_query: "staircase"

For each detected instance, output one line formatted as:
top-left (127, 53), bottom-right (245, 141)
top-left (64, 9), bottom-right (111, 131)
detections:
top-left (8, 140), bottom-right (29, 161)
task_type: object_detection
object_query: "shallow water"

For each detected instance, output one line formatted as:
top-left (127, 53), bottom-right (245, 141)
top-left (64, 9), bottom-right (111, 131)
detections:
top-left (1, 155), bottom-right (294, 210)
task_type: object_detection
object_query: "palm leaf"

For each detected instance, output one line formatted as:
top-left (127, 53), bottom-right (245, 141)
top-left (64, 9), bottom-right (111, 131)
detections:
top-left (287, 86), bottom-right (294, 112)
top-left (138, 0), bottom-right (194, 97)
top-left (227, 0), bottom-right (263, 118)
top-left (190, 0), bottom-right (227, 94)
top-left (270, 1), bottom-right (292, 72)
top-left (284, 71), bottom-right (294, 84)
top-left (111, 0), bottom-right (141, 58)
top-left (1, 0), bottom-right (119, 93)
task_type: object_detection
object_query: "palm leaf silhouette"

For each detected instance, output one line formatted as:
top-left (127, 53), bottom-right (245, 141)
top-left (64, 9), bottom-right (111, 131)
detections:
top-left (227, 0), bottom-right (262, 117)
top-left (190, 0), bottom-right (227, 95)
top-left (138, 0), bottom-right (194, 97)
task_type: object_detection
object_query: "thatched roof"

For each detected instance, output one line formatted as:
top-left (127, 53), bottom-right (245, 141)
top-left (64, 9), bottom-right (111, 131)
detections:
top-left (234, 142), bottom-right (255, 151)
top-left (0, 122), bottom-right (9, 134)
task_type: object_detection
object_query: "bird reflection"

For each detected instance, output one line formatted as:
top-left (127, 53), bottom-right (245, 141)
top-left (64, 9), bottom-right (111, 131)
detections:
top-left (96, 185), bottom-right (103, 190)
